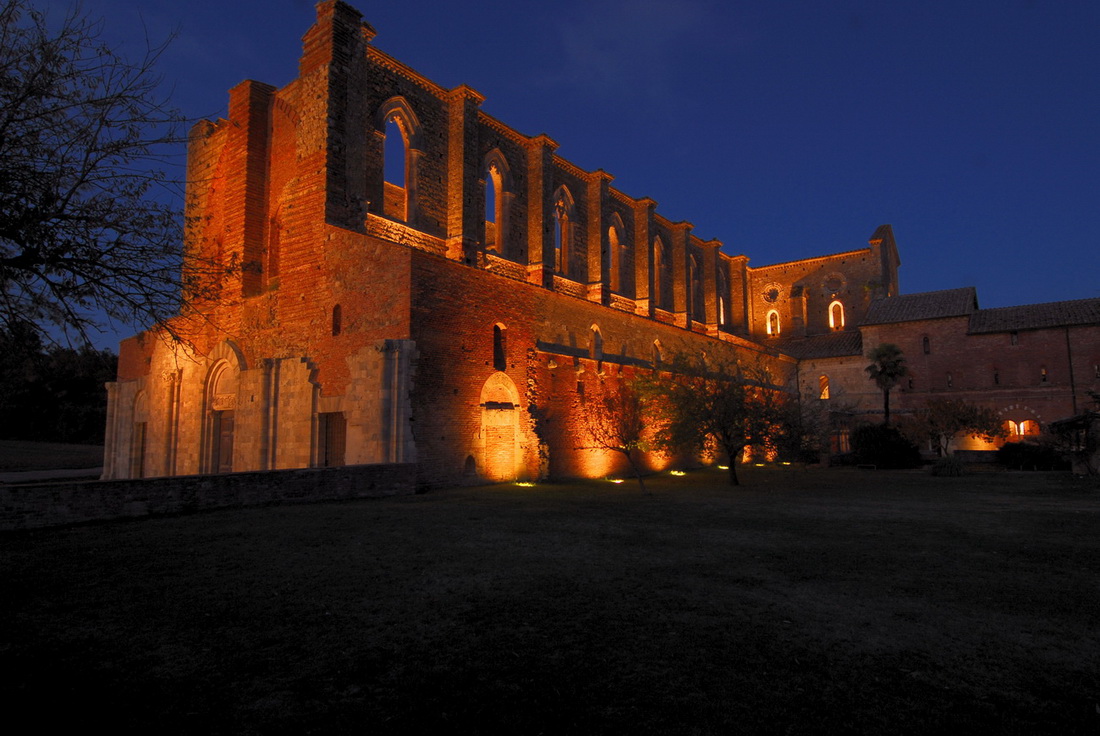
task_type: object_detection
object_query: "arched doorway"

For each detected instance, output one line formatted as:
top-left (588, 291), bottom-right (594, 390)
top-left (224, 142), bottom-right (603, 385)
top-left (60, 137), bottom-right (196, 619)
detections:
top-left (202, 345), bottom-right (244, 474)
top-left (480, 373), bottom-right (521, 482)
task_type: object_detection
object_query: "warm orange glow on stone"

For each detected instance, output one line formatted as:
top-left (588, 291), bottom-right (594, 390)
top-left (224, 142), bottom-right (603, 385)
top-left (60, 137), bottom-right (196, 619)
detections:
top-left (97, 3), bottom-right (1097, 495)
top-left (578, 447), bottom-right (618, 478)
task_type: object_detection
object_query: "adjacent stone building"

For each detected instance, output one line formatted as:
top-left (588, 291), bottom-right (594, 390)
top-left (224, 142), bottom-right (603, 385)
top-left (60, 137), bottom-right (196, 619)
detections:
top-left (787, 290), bottom-right (1100, 453)
top-left (103, 1), bottom-right (1099, 482)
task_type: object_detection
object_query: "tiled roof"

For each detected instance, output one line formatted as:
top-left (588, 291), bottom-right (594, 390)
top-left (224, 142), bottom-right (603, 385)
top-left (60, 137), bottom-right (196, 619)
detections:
top-left (968, 297), bottom-right (1100, 334)
top-left (774, 330), bottom-right (863, 360)
top-left (862, 287), bottom-right (977, 325)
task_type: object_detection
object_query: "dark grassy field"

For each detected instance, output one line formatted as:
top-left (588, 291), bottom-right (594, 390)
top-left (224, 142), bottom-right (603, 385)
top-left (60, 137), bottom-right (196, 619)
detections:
top-left (0, 439), bottom-right (103, 471)
top-left (2, 467), bottom-right (1097, 734)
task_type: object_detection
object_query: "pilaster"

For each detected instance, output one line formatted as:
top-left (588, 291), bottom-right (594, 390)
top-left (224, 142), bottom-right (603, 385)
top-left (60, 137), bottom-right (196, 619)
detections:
top-left (586, 169), bottom-right (614, 303)
top-left (225, 80), bottom-right (275, 298)
top-left (702, 240), bottom-right (721, 335)
top-left (525, 134), bottom-right (558, 286)
top-left (671, 221), bottom-right (692, 327)
top-left (633, 198), bottom-right (656, 315)
top-left (445, 85), bottom-right (485, 262)
top-left (727, 254), bottom-right (750, 334)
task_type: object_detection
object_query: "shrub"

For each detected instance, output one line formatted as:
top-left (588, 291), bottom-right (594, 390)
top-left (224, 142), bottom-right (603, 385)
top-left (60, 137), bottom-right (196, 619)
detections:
top-left (930, 456), bottom-right (965, 477)
top-left (797, 447), bottom-right (822, 465)
top-left (851, 424), bottom-right (922, 469)
top-left (995, 442), bottom-right (1067, 471)
top-left (828, 452), bottom-right (858, 467)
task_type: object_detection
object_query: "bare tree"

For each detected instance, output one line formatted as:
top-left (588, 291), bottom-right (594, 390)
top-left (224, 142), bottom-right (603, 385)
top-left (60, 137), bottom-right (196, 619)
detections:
top-left (580, 378), bottom-right (651, 492)
top-left (0, 0), bottom-right (216, 345)
top-left (646, 356), bottom-right (791, 486)
top-left (903, 398), bottom-right (1006, 457)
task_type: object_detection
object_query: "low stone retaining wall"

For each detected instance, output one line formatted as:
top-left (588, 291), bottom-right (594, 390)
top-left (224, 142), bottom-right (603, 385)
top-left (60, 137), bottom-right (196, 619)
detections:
top-left (0, 463), bottom-right (417, 531)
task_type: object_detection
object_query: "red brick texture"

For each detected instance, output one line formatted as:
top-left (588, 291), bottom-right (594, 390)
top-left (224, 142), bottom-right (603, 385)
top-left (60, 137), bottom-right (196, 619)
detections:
top-left (104, 1), bottom-right (1097, 483)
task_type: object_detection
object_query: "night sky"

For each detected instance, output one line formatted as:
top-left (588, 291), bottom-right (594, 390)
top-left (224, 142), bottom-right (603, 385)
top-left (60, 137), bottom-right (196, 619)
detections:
top-left (44, 0), bottom-right (1099, 346)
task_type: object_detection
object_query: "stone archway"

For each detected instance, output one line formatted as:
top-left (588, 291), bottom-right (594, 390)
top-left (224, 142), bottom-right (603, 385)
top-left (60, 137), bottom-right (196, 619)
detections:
top-left (201, 342), bottom-right (245, 474)
top-left (480, 373), bottom-right (521, 482)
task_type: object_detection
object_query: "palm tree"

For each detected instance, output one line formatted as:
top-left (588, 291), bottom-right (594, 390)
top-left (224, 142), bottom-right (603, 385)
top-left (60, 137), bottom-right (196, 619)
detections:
top-left (865, 344), bottom-right (909, 426)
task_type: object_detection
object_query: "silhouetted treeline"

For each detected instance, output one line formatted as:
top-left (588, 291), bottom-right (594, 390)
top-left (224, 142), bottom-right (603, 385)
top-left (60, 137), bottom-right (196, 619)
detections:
top-left (0, 324), bottom-right (117, 444)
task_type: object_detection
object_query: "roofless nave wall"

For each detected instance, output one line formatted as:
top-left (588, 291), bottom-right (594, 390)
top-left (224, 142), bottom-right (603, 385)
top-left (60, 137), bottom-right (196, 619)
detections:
top-left (103, 0), bottom-right (1098, 485)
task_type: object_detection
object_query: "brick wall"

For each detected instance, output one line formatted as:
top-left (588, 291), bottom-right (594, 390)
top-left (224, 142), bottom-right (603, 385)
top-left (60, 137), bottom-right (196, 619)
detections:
top-left (103, 1), bottom-right (1096, 484)
top-left (808, 318), bottom-right (1100, 445)
top-left (409, 250), bottom-right (795, 484)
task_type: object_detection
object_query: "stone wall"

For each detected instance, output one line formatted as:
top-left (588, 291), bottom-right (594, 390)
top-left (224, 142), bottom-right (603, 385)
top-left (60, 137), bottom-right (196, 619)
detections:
top-left (1, 463), bottom-right (416, 531)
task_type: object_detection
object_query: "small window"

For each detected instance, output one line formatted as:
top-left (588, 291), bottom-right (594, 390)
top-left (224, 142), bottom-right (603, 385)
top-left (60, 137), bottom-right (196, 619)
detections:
top-left (493, 324), bottom-right (507, 371)
top-left (383, 116), bottom-right (409, 221)
top-left (653, 238), bottom-right (666, 309)
top-left (652, 340), bottom-right (662, 367)
top-left (946, 372), bottom-right (953, 388)
top-left (767, 310), bottom-right (780, 336)
top-left (993, 369), bottom-right (999, 386)
top-left (818, 375), bottom-right (830, 400)
top-left (384, 117), bottom-right (406, 187)
top-left (908, 378), bottom-right (914, 390)
top-left (830, 429), bottom-right (851, 455)
top-left (590, 325), bottom-right (603, 361)
top-left (1020, 419), bottom-right (1039, 435)
top-left (331, 304), bottom-right (342, 336)
top-left (484, 163), bottom-right (499, 252)
top-left (553, 187), bottom-right (574, 276)
top-left (1010, 331), bottom-right (1019, 345)
top-left (1040, 367), bottom-right (1048, 384)
top-left (607, 219), bottom-right (625, 293)
top-left (482, 151), bottom-right (512, 256)
top-left (590, 326), bottom-right (604, 374)
top-left (689, 255), bottom-right (702, 321)
top-left (717, 268), bottom-right (729, 327)
top-left (828, 301), bottom-right (844, 330)
top-left (922, 336), bottom-right (930, 355)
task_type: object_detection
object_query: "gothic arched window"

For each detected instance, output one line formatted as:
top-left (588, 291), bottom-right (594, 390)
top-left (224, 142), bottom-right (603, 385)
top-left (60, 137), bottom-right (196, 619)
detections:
top-left (552, 186), bottom-right (575, 277)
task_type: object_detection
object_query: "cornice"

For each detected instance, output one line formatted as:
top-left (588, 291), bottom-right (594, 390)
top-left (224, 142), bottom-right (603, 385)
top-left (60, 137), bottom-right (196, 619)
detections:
top-left (367, 47), bottom-right (448, 97)
top-left (551, 154), bottom-right (590, 182)
top-left (477, 111), bottom-right (530, 146)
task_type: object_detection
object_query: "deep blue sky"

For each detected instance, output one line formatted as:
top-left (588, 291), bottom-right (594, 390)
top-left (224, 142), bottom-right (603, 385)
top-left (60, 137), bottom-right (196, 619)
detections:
top-left (47, 0), bottom-right (1099, 345)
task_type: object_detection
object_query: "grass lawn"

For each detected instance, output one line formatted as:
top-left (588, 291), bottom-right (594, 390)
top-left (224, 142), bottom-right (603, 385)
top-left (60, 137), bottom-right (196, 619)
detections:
top-left (0, 439), bottom-right (103, 471)
top-left (2, 466), bottom-right (1098, 734)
